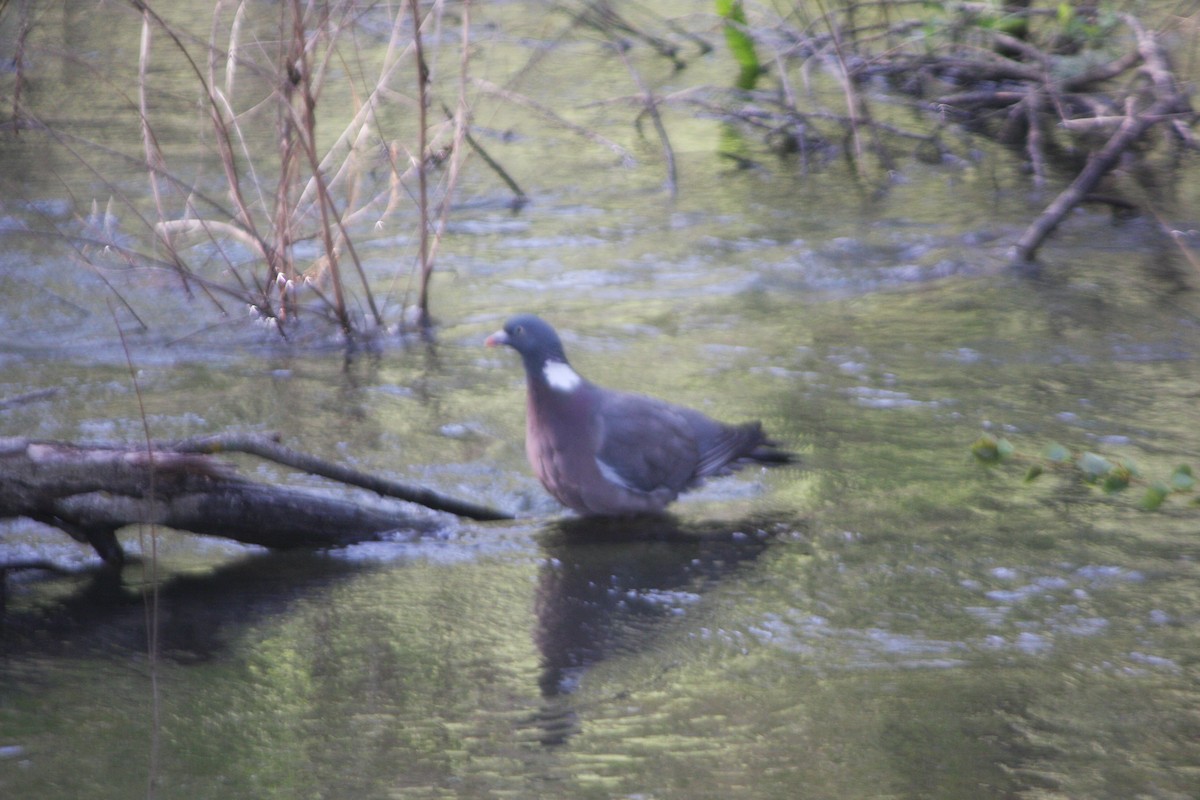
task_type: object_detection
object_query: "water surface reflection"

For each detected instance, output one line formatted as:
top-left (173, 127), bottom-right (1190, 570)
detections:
top-left (530, 515), bottom-right (781, 745)
top-left (0, 551), bottom-right (365, 661)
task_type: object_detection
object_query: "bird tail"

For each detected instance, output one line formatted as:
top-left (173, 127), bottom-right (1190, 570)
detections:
top-left (746, 439), bottom-right (796, 465)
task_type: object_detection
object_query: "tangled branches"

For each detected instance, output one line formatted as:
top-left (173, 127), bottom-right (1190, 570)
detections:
top-left (701, 2), bottom-right (1198, 263)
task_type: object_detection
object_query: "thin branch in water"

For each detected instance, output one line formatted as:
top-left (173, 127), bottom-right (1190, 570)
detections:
top-left (9, 0), bottom-right (32, 135)
top-left (442, 99), bottom-right (528, 207)
top-left (110, 302), bottom-right (161, 798)
top-left (1023, 90), bottom-right (1047, 188)
top-left (410, 0), bottom-right (434, 331)
top-left (616, 43), bottom-right (677, 198)
top-left (169, 432), bottom-right (514, 521)
top-left (474, 78), bottom-right (635, 167)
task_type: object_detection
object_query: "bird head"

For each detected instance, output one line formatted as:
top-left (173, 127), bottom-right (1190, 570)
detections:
top-left (486, 314), bottom-right (569, 363)
top-left (486, 314), bottom-right (582, 391)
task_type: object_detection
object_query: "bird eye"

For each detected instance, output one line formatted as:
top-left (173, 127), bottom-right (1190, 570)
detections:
top-left (513, 325), bottom-right (524, 336)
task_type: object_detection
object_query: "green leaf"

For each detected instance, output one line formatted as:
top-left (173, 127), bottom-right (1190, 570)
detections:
top-left (972, 436), bottom-right (999, 463)
top-left (1057, 1), bottom-right (1075, 27)
top-left (1043, 442), bottom-right (1071, 463)
top-left (1170, 465), bottom-right (1196, 492)
top-left (717, 0), bottom-right (761, 91)
top-left (994, 15), bottom-right (1027, 37)
top-left (1102, 466), bottom-right (1131, 494)
top-left (1024, 464), bottom-right (1044, 483)
top-left (1078, 451), bottom-right (1113, 481)
top-left (972, 435), bottom-right (1012, 464)
top-left (1140, 483), bottom-right (1169, 511)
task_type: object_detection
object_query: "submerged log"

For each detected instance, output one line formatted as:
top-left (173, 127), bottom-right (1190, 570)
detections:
top-left (0, 434), bottom-right (512, 566)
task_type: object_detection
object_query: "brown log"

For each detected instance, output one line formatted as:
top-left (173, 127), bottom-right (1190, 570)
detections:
top-left (0, 436), bottom-right (509, 566)
top-left (166, 432), bottom-right (512, 521)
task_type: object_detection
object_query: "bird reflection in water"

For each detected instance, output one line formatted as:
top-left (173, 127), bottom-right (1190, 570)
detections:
top-left (527, 514), bottom-right (779, 747)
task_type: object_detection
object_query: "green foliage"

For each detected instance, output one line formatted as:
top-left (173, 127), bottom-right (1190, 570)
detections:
top-left (1077, 451), bottom-right (1115, 482)
top-left (1171, 464), bottom-right (1196, 491)
top-left (919, 0), bottom-right (1114, 53)
top-left (971, 435), bottom-right (1012, 463)
top-left (716, 0), bottom-right (761, 91)
top-left (1043, 442), bottom-right (1072, 463)
top-left (971, 434), bottom-right (1197, 510)
top-left (1141, 483), bottom-right (1170, 511)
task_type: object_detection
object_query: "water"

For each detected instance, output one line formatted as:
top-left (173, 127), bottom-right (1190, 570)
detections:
top-left (3, 3), bottom-right (1200, 799)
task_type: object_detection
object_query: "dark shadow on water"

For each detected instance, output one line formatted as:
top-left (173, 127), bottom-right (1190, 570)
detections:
top-left (0, 551), bottom-right (368, 662)
top-left (528, 513), bottom-right (796, 746)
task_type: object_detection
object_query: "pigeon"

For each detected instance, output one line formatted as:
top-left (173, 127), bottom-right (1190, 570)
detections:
top-left (486, 314), bottom-right (792, 515)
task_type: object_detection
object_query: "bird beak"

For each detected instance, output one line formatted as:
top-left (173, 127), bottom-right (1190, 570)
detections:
top-left (484, 330), bottom-right (508, 348)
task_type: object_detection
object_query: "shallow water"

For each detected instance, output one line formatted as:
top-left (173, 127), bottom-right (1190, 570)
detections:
top-left (3, 3), bottom-right (1200, 799)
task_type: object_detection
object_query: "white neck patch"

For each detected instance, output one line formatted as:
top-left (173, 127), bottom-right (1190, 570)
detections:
top-left (542, 360), bottom-right (582, 393)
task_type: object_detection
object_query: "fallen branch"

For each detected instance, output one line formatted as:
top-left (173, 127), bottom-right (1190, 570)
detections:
top-left (617, 42), bottom-right (678, 197)
top-left (168, 432), bottom-right (512, 521)
top-left (1011, 16), bottom-right (1195, 263)
top-left (0, 435), bottom-right (512, 566)
top-left (1011, 98), bottom-right (1182, 264)
top-left (711, 4), bottom-right (1197, 263)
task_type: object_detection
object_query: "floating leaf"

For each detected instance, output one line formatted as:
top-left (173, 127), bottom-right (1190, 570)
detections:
top-left (972, 435), bottom-right (1012, 464)
top-left (971, 436), bottom-right (999, 463)
top-left (997, 437), bottom-right (1014, 459)
top-left (1140, 483), bottom-right (1169, 511)
top-left (1024, 464), bottom-right (1044, 483)
top-left (1077, 451), bottom-right (1113, 481)
top-left (1170, 465), bottom-right (1196, 492)
top-left (1043, 442), bottom-right (1071, 463)
top-left (1102, 465), bottom-right (1131, 494)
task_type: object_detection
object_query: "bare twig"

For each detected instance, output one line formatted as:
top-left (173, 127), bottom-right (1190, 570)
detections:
top-left (1023, 90), bottom-right (1046, 187)
top-left (410, 0), bottom-right (434, 331)
top-left (617, 44), bottom-right (677, 197)
top-left (1011, 97), bottom-right (1176, 263)
top-left (169, 431), bottom-right (513, 521)
top-left (474, 79), bottom-right (635, 167)
top-left (815, 4), bottom-right (864, 170)
top-left (110, 302), bottom-right (162, 793)
top-left (424, 1), bottom-right (485, 281)
top-left (1011, 17), bottom-right (1195, 263)
top-left (0, 388), bottom-right (60, 411)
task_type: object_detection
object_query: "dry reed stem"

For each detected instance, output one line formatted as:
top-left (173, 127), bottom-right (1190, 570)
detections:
top-left (410, 0), bottom-right (433, 330)
top-left (110, 301), bottom-right (163, 796)
top-left (423, 1), bottom-right (475, 283)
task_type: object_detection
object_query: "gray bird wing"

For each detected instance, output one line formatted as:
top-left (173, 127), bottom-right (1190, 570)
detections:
top-left (591, 390), bottom-right (700, 495)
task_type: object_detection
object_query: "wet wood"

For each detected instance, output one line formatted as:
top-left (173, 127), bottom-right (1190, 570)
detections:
top-left (0, 435), bottom-right (512, 566)
top-left (1010, 15), bottom-right (1195, 263)
top-left (705, 7), bottom-right (1197, 263)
